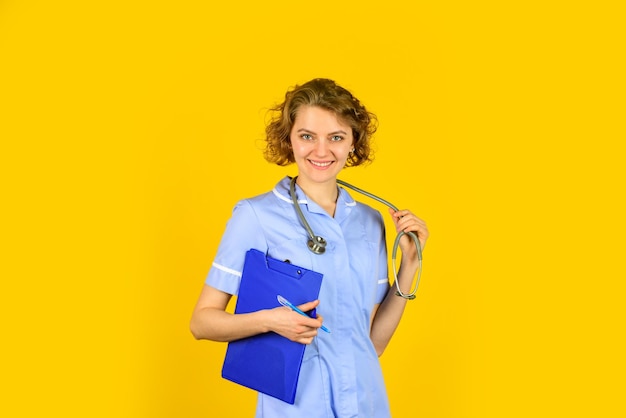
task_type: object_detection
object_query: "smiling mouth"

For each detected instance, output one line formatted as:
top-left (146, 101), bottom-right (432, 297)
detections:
top-left (309, 160), bottom-right (333, 167)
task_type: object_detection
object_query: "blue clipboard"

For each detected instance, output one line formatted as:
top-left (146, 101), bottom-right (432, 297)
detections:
top-left (221, 249), bottom-right (323, 404)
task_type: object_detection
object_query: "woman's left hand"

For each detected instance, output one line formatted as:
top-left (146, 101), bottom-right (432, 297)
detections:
top-left (388, 208), bottom-right (429, 263)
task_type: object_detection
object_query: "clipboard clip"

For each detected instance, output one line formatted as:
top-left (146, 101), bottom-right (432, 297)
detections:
top-left (264, 255), bottom-right (305, 279)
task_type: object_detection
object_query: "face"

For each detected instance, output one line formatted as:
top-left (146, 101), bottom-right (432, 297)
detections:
top-left (289, 106), bottom-right (354, 185)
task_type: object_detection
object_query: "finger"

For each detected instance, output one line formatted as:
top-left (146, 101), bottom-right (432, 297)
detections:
top-left (399, 220), bottom-right (427, 235)
top-left (299, 335), bottom-right (317, 345)
top-left (389, 208), bottom-right (417, 218)
top-left (292, 324), bottom-right (319, 345)
top-left (395, 213), bottom-right (427, 231)
top-left (294, 321), bottom-right (320, 334)
top-left (297, 312), bottom-right (325, 333)
top-left (389, 209), bottom-right (423, 226)
top-left (296, 299), bottom-right (320, 313)
top-left (396, 218), bottom-right (419, 234)
top-left (397, 220), bottom-right (429, 247)
top-left (388, 208), bottom-right (407, 224)
top-left (289, 307), bottom-right (323, 330)
top-left (310, 314), bottom-right (325, 331)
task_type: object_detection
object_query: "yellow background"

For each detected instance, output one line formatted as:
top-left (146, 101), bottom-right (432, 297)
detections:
top-left (1, 1), bottom-right (624, 417)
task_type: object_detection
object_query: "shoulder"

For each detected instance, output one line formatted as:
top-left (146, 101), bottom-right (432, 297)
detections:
top-left (353, 200), bottom-right (381, 216)
top-left (340, 186), bottom-right (383, 222)
top-left (243, 178), bottom-right (291, 209)
top-left (353, 200), bottom-right (385, 225)
top-left (229, 177), bottom-right (291, 208)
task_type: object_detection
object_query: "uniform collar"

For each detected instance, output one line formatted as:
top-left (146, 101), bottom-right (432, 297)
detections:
top-left (273, 176), bottom-right (356, 218)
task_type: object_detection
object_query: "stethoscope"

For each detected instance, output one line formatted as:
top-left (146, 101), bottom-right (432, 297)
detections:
top-left (289, 176), bottom-right (422, 300)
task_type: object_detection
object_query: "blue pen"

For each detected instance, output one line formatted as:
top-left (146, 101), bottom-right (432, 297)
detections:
top-left (277, 295), bottom-right (331, 333)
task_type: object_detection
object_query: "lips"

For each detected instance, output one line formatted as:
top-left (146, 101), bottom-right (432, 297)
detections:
top-left (309, 160), bottom-right (333, 168)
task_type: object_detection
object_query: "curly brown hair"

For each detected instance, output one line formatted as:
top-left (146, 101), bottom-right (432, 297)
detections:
top-left (264, 78), bottom-right (378, 167)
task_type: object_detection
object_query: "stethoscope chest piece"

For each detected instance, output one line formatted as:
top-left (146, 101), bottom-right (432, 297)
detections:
top-left (307, 235), bottom-right (327, 255)
top-left (290, 176), bottom-right (328, 255)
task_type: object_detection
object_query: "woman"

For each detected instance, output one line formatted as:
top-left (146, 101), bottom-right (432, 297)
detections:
top-left (190, 78), bottom-right (428, 417)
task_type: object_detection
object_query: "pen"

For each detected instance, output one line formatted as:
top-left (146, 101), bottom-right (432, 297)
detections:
top-left (277, 295), bottom-right (331, 333)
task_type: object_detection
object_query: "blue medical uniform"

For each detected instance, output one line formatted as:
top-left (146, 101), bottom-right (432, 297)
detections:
top-left (207, 177), bottom-right (392, 418)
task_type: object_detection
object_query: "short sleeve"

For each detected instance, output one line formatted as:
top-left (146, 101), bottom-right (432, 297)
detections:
top-left (205, 200), bottom-right (267, 295)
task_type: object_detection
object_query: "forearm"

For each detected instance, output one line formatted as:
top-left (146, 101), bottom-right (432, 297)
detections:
top-left (190, 307), bottom-right (271, 342)
top-left (370, 260), bottom-right (420, 356)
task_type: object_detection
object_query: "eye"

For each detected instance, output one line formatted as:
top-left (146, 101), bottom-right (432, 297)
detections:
top-left (300, 134), bottom-right (313, 140)
top-left (330, 135), bottom-right (344, 142)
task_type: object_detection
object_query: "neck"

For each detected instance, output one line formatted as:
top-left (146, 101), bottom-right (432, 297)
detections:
top-left (295, 176), bottom-right (338, 215)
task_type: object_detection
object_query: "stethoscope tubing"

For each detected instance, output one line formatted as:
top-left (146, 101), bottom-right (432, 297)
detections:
top-left (337, 179), bottom-right (422, 300)
top-left (290, 176), bottom-right (423, 299)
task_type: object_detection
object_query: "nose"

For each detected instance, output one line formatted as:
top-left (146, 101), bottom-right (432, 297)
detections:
top-left (313, 138), bottom-right (329, 156)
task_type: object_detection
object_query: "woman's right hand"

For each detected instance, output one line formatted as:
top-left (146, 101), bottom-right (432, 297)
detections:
top-left (267, 300), bottom-right (324, 345)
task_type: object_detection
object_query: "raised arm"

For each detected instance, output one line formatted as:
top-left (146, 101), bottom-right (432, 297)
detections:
top-left (370, 208), bottom-right (429, 356)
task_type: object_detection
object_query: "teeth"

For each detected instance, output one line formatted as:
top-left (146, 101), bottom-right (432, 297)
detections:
top-left (310, 160), bottom-right (332, 167)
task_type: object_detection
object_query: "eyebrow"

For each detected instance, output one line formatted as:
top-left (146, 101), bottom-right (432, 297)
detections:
top-left (296, 128), bottom-right (348, 135)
